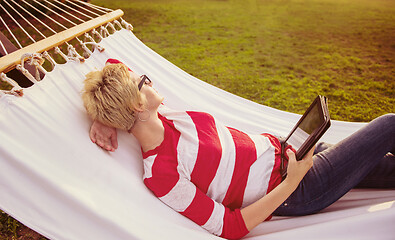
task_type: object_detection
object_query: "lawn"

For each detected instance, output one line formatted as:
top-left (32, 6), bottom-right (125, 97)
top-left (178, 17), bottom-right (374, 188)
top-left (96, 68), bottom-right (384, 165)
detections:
top-left (1, 0), bottom-right (394, 238)
top-left (91, 0), bottom-right (395, 122)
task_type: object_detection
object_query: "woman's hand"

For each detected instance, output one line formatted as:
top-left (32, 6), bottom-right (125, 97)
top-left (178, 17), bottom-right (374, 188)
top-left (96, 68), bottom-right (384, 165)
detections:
top-left (90, 120), bottom-right (118, 152)
top-left (240, 147), bottom-right (315, 231)
top-left (284, 147), bottom-right (314, 187)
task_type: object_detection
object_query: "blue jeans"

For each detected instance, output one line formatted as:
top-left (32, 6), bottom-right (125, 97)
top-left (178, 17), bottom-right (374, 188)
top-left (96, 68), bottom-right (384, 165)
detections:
top-left (274, 113), bottom-right (395, 216)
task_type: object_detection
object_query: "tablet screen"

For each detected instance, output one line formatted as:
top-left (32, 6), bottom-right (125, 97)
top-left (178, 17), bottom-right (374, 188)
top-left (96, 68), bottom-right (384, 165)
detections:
top-left (287, 103), bottom-right (323, 151)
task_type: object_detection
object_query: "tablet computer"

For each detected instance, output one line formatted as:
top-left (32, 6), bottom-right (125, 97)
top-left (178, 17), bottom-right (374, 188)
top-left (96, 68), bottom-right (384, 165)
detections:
top-left (284, 95), bottom-right (331, 160)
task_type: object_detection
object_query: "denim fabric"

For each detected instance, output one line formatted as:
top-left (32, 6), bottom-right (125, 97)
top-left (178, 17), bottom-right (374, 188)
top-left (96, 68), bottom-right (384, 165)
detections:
top-left (274, 114), bottom-right (395, 216)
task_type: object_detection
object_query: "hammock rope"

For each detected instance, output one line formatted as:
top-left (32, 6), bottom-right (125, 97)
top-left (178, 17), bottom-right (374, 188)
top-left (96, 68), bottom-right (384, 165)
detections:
top-left (10, 0), bottom-right (54, 37)
top-left (27, 0), bottom-right (76, 30)
top-left (83, 0), bottom-right (113, 13)
top-left (0, 0), bottom-right (128, 95)
top-left (43, 0), bottom-right (87, 24)
top-left (64, 0), bottom-right (102, 18)
top-left (0, 33), bottom-right (7, 54)
top-left (0, 3), bottom-right (34, 47)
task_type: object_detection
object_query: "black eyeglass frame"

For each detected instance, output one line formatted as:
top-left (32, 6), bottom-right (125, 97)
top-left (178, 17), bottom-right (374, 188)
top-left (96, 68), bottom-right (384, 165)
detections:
top-left (138, 75), bottom-right (151, 91)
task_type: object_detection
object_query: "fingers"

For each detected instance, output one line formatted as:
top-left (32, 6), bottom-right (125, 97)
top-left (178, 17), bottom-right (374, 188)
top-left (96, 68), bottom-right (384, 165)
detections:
top-left (307, 146), bottom-right (315, 158)
top-left (89, 126), bottom-right (97, 143)
top-left (299, 148), bottom-right (314, 170)
top-left (286, 149), bottom-right (296, 162)
top-left (96, 136), bottom-right (114, 152)
top-left (285, 148), bottom-right (314, 184)
top-left (302, 146), bottom-right (315, 165)
top-left (287, 147), bottom-right (315, 162)
top-left (95, 138), bottom-right (104, 147)
top-left (89, 120), bottom-right (118, 152)
top-left (110, 132), bottom-right (119, 150)
top-left (287, 148), bottom-right (314, 168)
top-left (104, 145), bottom-right (114, 152)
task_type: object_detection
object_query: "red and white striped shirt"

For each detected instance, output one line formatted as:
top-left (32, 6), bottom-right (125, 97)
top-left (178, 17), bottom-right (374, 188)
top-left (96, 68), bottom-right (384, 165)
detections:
top-left (142, 105), bottom-right (282, 239)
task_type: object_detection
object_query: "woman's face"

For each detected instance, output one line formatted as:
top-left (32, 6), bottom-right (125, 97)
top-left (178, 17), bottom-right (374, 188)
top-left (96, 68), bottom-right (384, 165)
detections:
top-left (130, 71), bottom-right (164, 111)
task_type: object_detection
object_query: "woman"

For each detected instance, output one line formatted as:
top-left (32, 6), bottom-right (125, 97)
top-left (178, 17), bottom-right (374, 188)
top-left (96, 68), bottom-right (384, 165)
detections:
top-left (82, 59), bottom-right (394, 239)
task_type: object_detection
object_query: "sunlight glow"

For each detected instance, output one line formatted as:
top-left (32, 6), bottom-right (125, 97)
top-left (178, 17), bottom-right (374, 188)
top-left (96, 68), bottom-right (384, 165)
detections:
top-left (368, 201), bottom-right (394, 213)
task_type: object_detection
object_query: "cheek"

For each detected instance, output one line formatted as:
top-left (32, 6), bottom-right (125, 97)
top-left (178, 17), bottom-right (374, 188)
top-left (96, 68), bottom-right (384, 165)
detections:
top-left (144, 89), bottom-right (162, 105)
top-left (152, 91), bottom-right (163, 103)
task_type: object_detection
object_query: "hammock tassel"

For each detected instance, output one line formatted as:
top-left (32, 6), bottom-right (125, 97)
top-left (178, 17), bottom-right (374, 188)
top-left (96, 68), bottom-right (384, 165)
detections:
top-left (54, 47), bottom-right (69, 63)
top-left (106, 22), bottom-right (117, 34)
top-left (100, 26), bottom-right (111, 38)
top-left (0, 72), bottom-right (24, 97)
top-left (84, 42), bottom-right (105, 53)
top-left (78, 38), bottom-right (93, 59)
top-left (121, 19), bottom-right (133, 31)
top-left (67, 44), bottom-right (85, 63)
top-left (20, 53), bottom-right (46, 82)
top-left (41, 51), bottom-right (56, 71)
top-left (84, 33), bottom-right (97, 44)
top-left (91, 29), bottom-right (103, 42)
top-left (113, 20), bottom-right (123, 30)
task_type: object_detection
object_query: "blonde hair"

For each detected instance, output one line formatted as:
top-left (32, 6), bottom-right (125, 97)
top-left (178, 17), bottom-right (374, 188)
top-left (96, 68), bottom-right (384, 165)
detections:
top-left (82, 63), bottom-right (145, 131)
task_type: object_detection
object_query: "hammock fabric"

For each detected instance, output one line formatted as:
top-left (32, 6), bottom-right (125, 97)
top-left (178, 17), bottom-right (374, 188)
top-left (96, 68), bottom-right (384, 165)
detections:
top-left (0, 29), bottom-right (394, 240)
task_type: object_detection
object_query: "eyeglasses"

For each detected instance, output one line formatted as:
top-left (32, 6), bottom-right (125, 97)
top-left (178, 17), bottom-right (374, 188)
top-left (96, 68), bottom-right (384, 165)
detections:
top-left (137, 75), bottom-right (151, 91)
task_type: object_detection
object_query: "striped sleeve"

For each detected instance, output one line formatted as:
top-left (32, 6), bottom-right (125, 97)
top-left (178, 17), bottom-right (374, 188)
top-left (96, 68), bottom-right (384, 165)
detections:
top-left (145, 176), bottom-right (249, 239)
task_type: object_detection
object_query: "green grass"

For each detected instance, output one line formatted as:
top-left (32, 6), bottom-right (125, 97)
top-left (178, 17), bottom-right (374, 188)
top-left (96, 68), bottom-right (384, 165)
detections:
top-left (0, 211), bottom-right (18, 239)
top-left (1, 210), bottom-right (48, 239)
top-left (1, 0), bottom-right (394, 238)
top-left (91, 0), bottom-right (394, 121)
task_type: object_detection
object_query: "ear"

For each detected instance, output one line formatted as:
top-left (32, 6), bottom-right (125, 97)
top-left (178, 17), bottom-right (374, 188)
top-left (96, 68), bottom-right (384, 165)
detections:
top-left (134, 107), bottom-right (144, 112)
top-left (134, 103), bottom-right (146, 113)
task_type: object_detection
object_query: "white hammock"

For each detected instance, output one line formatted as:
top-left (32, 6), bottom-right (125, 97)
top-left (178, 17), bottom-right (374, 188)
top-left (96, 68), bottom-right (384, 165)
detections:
top-left (0, 28), bottom-right (394, 239)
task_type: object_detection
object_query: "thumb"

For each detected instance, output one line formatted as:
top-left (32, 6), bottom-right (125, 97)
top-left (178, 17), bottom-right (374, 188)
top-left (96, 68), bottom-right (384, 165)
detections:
top-left (89, 129), bottom-right (96, 143)
top-left (286, 149), bottom-right (296, 162)
top-left (110, 132), bottom-right (118, 149)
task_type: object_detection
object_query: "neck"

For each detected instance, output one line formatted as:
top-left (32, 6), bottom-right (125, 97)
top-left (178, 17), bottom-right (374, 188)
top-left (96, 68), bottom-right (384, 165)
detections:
top-left (130, 111), bottom-right (164, 152)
